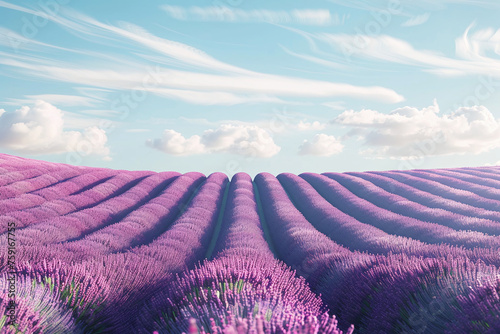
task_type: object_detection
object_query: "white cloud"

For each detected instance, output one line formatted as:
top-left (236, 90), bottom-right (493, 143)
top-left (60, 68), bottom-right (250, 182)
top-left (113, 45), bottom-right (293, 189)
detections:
top-left (161, 6), bottom-right (346, 26)
top-left (147, 124), bottom-right (280, 158)
top-left (401, 13), bottom-right (430, 27)
top-left (299, 134), bottom-right (343, 156)
top-left (146, 130), bottom-right (204, 156)
top-left (0, 54), bottom-right (404, 104)
top-left (0, 100), bottom-right (110, 159)
top-left (335, 100), bottom-right (500, 158)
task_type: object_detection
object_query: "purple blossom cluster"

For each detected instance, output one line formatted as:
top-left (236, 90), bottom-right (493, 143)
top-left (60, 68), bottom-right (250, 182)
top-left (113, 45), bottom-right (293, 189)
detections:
top-left (0, 274), bottom-right (86, 333)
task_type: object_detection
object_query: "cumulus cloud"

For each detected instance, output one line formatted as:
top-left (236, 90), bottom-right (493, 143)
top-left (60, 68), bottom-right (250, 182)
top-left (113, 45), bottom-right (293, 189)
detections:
top-left (0, 100), bottom-right (110, 159)
top-left (147, 124), bottom-right (280, 158)
top-left (335, 100), bottom-right (500, 158)
top-left (299, 134), bottom-right (343, 156)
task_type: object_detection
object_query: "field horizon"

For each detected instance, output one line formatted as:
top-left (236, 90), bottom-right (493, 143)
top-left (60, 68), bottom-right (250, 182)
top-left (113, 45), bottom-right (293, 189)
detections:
top-left (1, 153), bottom-right (500, 333)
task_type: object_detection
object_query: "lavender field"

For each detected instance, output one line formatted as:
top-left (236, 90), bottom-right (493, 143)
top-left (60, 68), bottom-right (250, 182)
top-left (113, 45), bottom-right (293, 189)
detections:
top-left (2, 153), bottom-right (500, 333)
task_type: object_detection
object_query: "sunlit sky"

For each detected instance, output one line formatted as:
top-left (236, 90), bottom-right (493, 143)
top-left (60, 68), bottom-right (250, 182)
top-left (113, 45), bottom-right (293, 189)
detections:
top-left (1, 0), bottom-right (500, 176)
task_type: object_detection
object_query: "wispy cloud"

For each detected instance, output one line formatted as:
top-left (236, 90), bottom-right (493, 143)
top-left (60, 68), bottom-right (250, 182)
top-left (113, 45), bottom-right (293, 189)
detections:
top-left (21, 94), bottom-right (99, 107)
top-left (287, 25), bottom-right (500, 78)
top-left (327, 0), bottom-right (499, 11)
top-left (401, 13), bottom-right (430, 27)
top-left (0, 2), bottom-right (404, 105)
top-left (161, 6), bottom-right (347, 26)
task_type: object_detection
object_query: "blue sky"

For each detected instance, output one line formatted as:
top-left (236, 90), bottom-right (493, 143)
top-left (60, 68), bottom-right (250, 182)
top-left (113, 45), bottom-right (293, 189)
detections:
top-left (1, 0), bottom-right (500, 176)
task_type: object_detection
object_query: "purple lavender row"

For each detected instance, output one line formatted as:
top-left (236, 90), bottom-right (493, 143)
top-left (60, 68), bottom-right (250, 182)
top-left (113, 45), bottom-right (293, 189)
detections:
top-left (322, 172), bottom-right (500, 236)
top-left (254, 173), bottom-right (359, 285)
top-left (375, 170), bottom-right (500, 211)
top-left (58, 172), bottom-right (204, 260)
top-left (302, 173), bottom-right (500, 250)
top-left (278, 173), bottom-right (500, 266)
top-left (348, 171), bottom-right (500, 223)
top-left (398, 169), bottom-right (500, 202)
top-left (433, 167), bottom-right (500, 188)
top-left (83, 172), bottom-right (228, 332)
top-left (0, 170), bottom-right (152, 234)
top-left (0, 165), bottom-right (85, 200)
top-left (0, 172), bottom-right (195, 266)
top-left (0, 171), bottom-right (176, 246)
top-left (0, 153), bottom-right (63, 170)
top-left (9, 172), bottom-right (227, 332)
top-left (0, 165), bottom-right (69, 187)
top-left (0, 169), bottom-right (117, 215)
top-left (210, 172), bottom-right (274, 260)
top-left (255, 173), bottom-right (500, 332)
top-left (129, 172), bottom-right (228, 267)
top-left (138, 172), bottom-right (353, 334)
top-left (255, 172), bottom-right (383, 331)
top-left (445, 165), bottom-right (500, 176)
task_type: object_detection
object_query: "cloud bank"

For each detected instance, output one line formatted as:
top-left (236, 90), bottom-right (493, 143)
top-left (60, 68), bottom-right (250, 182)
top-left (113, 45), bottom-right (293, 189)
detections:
top-left (336, 100), bottom-right (500, 158)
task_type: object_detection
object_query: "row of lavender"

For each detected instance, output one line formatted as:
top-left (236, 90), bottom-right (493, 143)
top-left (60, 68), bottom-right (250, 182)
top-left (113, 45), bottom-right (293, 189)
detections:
top-left (1, 153), bottom-right (500, 332)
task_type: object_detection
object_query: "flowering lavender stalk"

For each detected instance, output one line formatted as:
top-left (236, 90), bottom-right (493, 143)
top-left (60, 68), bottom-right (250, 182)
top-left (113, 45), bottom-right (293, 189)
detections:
top-left (0, 274), bottom-right (85, 333)
top-left (140, 256), bottom-right (353, 334)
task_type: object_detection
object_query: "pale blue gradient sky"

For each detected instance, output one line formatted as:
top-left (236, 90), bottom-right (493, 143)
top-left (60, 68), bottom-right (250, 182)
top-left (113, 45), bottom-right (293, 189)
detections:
top-left (1, 0), bottom-right (500, 176)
